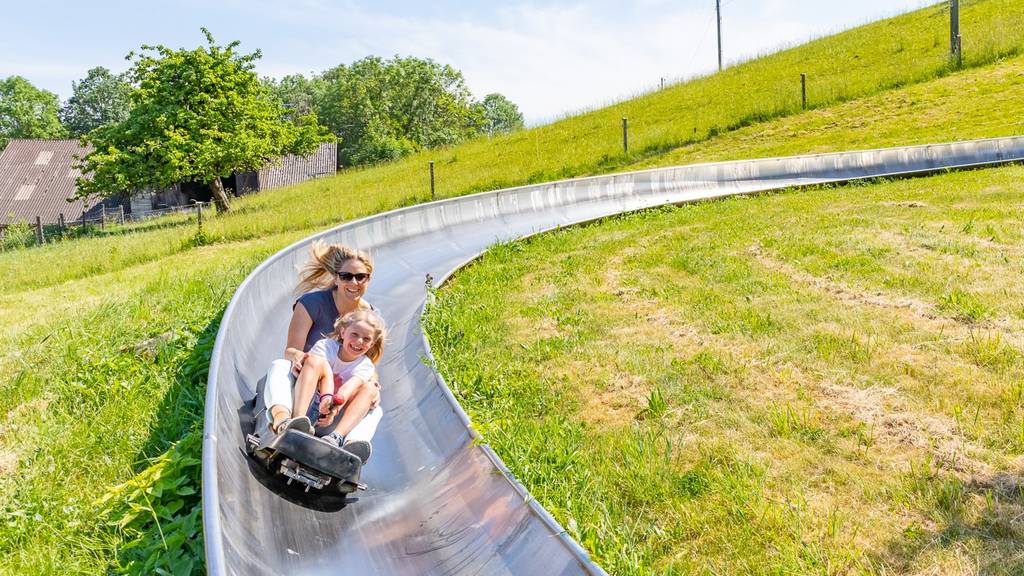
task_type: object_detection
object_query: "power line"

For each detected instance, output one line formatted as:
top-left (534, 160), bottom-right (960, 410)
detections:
top-left (685, 5), bottom-right (717, 71)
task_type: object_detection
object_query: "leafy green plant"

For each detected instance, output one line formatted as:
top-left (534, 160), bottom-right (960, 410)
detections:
top-left (638, 386), bottom-right (668, 420)
top-left (1, 217), bottom-right (38, 250)
top-left (96, 428), bottom-right (204, 576)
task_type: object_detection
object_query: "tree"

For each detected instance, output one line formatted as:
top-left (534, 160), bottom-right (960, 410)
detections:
top-left (77, 29), bottom-right (331, 212)
top-left (263, 73), bottom-right (326, 121)
top-left (59, 67), bottom-right (131, 137)
top-left (317, 56), bottom-right (482, 166)
top-left (475, 93), bottom-right (524, 136)
top-left (0, 76), bottom-right (66, 149)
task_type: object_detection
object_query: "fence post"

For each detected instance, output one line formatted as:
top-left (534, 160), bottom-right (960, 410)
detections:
top-left (801, 73), bottom-right (807, 109)
top-left (197, 202), bottom-right (204, 233)
top-left (1, 227), bottom-right (5, 252)
top-left (622, 117), bottom-right (629, 154)
top-left (59, 213), bottom-right (66, 237)
top-left (429, 161), bottom-right (435, 199)
top-left (101, 205), bottom-right (106, 230)
top-left (119, 205), bottom-right (125, 225)
top-left (35, 216), bottom-right (44, 245)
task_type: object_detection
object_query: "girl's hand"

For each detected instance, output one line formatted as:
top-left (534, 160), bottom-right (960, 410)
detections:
top-left (317, 405), bottom-right (342, 427)
top-left (318, 394), bottom-right (334, 415)
top-left (290, 352), bottom-right (309, 377)
top-left (316, 394), bottom-right (336, 426)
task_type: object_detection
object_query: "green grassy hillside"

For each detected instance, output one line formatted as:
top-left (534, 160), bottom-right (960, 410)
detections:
top-left (2, 1), bottom-right (1024, 573)
top-left (425, 165), bottom-right (1024, 574)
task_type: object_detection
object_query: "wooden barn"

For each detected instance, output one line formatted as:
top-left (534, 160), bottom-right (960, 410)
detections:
top-left (0, 140), bottom-right (337, 226)
top-left (0, 139), bottom-right (118, 227)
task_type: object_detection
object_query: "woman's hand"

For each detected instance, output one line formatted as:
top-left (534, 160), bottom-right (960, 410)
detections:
top-left (290, 351), bottom-right (309, 377)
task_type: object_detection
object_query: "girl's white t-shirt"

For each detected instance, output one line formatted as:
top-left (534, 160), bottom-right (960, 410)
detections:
top-left (309, 338), bottom-right (375, 384)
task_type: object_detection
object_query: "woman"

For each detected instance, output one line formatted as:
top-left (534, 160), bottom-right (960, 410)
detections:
top-left (262, 241), bottom-right (383, 462)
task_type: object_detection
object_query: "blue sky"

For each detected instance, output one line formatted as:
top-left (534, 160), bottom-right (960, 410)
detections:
top-left (2, 0), bottom-right (934, 123)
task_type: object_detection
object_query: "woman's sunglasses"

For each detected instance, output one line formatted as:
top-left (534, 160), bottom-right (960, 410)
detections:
top-left (337, 272), bottom-right (371, 283)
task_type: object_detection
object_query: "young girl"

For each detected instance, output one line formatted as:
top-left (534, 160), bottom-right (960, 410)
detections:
top-left (266, 309), bottom-right (386, 446)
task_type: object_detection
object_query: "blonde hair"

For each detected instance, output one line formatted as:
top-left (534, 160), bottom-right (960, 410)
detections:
top-left (294, 241), bottom-right (374, 295)
top-left (328, 309), bottom-right (387, 364)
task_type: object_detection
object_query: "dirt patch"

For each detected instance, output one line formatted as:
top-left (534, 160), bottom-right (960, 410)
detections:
top-left (3, 397), bottom-right (49, 427)
top-left (817, 381), bottom-right (993, 475)
top-left (578, 371), bottom-right (652, 427)
top-left (0, 450), bottom-right (16, 477)
top-left (968, 457), bottom-right (1024, 498)
top-left (881, 201), bottom-right (928, 208)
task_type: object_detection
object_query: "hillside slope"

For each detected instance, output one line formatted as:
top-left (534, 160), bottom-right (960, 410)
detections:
top-left (425, 164), bottom-right (1024, 574)
top-left (3, 1), bottom-right (1024, 573)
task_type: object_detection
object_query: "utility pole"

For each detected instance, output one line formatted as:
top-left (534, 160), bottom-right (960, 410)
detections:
top-left (949, 0), bottom-right (962, 66)
top-left (716, 0), bottom-right (723, 71)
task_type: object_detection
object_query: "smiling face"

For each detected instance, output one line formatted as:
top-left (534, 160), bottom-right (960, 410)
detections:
top-left (339, 320), bottom-right (378, 361)
top-left (334, 259), bottom-right (372, 308)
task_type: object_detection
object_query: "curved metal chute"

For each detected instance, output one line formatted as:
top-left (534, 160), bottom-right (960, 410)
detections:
top-left (204, 137), bottom-right (1024, 575)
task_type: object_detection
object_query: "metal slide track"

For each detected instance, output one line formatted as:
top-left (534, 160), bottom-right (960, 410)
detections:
top-left (204, 137), bottom-right (1024, 575)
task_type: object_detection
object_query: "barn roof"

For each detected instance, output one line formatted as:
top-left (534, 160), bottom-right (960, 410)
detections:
top-left (0, 139), bottom-right (103, 226)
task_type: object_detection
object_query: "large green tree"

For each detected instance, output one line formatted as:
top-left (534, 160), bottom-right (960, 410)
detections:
top-left (475, 93), bottom-right (524, 136)
top-left (60, 67), bottom-right (131, 137)
top-left (0, 76), bottom-right (67, 149)
top-left (77, 29), bottom-right (330, 212)
top-left (317, 56), bottom-right (482, 166)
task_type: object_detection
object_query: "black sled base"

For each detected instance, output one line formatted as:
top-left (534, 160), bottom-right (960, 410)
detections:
top-left (247, 422), bottom-right (365, 495)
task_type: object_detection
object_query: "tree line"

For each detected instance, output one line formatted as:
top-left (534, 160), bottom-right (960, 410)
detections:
top-left (0, 31), bottom-right (524, 212)
top-left (265, 58), bottom-right (523, 166)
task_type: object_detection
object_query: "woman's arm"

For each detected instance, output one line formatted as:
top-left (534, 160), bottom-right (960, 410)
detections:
top-left (285, 302), bottom-right (315, 374)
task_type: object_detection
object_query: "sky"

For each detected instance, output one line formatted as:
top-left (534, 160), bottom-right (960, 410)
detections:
top-left (1, 0), bottom-right (936, 124)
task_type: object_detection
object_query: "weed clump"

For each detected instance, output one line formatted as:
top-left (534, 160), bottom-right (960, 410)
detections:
top-left (96, 429), bottom-right (203, 575)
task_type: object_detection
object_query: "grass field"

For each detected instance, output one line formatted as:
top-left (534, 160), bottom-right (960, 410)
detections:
top-left (424, 166), bottom-right (1024, 574)
top-left (2, 1), bottom-right (1024, 573)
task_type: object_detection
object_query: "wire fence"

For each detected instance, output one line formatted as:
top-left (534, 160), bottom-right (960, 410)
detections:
top-left (0, 201), bottom-right (212, 252)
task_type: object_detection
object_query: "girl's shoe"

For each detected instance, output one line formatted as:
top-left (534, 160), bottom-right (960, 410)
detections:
top-left (275, 416), bottom-right (313, 435)
top-left (343, 439), bottom-right (372, 464)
